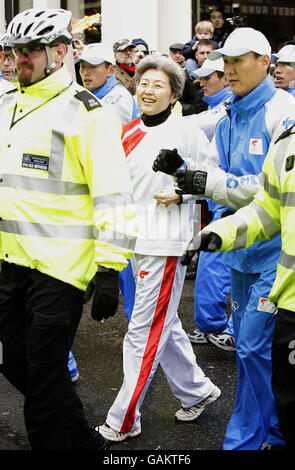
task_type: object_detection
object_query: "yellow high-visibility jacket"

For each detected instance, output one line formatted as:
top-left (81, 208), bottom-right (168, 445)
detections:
top-left (0, 65), bottom-right (138, 291)
top-left (205, 127), bottom-right (295, 310)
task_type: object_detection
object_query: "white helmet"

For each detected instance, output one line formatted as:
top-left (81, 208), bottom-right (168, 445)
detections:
top-left (5, 8), bottom-right (72, 46)
top-left (0, 34), bottom-right (13, 50)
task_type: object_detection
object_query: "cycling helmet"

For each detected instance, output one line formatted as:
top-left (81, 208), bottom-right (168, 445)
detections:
top-left (5, 8), bottom-right (72, 45)
top-left (0, 34), bottom-right (13, 50)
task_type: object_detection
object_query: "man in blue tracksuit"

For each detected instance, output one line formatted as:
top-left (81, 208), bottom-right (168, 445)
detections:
top-left (273, 44), bottom-right (295, 97)
top-left (79, 42), bottom-right (141, 127)
top-left (154, 27), bottom-right (295, 450)
top-left (187, 58), bottom-right (235, 350)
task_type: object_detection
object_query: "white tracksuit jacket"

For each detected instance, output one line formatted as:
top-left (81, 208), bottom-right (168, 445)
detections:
top-left (104, 113), bottom-right (217, 433)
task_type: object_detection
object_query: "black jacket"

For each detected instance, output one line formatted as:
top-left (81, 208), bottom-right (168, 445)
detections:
top-left (179, 70), bottom-right (208, 116)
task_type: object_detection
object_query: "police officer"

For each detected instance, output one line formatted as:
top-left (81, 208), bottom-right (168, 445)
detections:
top-left (0, 34), bottom-right (81, 386)
top-left (0, 38), bottom-right (17, 94)
top-left (0, 8), bottom-right (137, 450)
top-left (197, 125), bottom-right (295, 449)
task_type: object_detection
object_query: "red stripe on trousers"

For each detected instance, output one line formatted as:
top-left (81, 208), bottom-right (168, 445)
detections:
top-left (120, 256), bottom-right (178, 432)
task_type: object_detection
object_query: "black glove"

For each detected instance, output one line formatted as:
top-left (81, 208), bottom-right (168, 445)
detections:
top-left (181, 248), bottom-right (200, 269)
top-left (84, 268), bottom-right (119, 321)
top-left (152, 148), bottom-right (185, 175)
top-left (199, 231), bottom-right (222, 252)
top-left (175, 170), bottom-right (207, 195)
top-left (180, 239), bottom-right (199, 268)
top-left (221, 209), bottom-right (235, 218)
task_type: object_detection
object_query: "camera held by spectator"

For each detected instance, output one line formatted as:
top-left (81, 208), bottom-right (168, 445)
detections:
top-left (220, 3), bottom-right (245, 46)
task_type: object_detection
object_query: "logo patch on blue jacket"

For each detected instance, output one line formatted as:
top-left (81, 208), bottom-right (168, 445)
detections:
top-left (249, 138), bottom-right (263, 155)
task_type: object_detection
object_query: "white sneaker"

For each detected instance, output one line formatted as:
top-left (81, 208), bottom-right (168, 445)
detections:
top-left (175, 386), bottom-right (221, 421)
top-left (187, 327), bottom-right (208, 344)
top-left (97, 423), bottom-right (141, 442)
top-left (207, 332), bottom-right (236, 352)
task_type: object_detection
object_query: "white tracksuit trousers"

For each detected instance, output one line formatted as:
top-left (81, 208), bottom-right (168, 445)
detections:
top-left (106, 253), bottom-right (215, 433)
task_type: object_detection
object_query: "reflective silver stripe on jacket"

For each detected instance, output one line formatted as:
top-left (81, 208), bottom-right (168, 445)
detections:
top-left (0, 174), bottom-right (89, 195)
top-left (1, 95), bottom-right (89, 196)
top-left (231, 199), bottom-right (280, 250)
top-left (49, 95), bottom-right (81, 179)
top-left (262, 172), bottom-right (280, 199)
top-left (232, 215), bottom-right (248, 250)
top-left (0, 220), bottom-right (95, 239)
top-left (95, 227), bottom-right (136, 250)
top-left (274, 137), bottom-right (292, 187)
top-left (49, 129), bottom-right (66, 180)
top-left (279, 251), bottom-right (295, 271)
top-left (250, 200), bottom-right (281, 238)
top-left (93, 192), bottom-right (134, 209)
top-left (262, 171), bottom-right (295, 207)
top-left (281, 192), bottom-right (295, 207)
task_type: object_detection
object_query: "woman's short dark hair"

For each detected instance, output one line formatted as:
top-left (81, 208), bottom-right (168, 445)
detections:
top-left (135, 55), bottom-right (185, 96)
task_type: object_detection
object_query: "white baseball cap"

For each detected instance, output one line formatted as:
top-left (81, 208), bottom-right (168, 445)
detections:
top-left (191, 57), bottom-right (224, 78)
top-left (79, 43), bottom-right (115, 66)
top-left (209, 27), bottom-right (271, 60)
top-left (273, 45), bottom-right (295, 66)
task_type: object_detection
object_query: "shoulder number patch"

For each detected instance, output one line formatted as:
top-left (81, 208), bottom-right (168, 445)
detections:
top-left (285, 155), bottom-right (295, 172)
top-left (74, 91), bottom-right (102, 111)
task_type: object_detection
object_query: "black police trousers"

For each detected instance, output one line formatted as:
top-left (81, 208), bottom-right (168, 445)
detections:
top-left (0, 262), bottom-right (91, 449)
top-left (272, 308), bottom-right (295, 449)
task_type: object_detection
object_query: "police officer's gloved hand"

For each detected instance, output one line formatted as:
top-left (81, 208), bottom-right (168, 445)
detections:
top-left (174, 170), bottom-right (207, 195)
top-left (152, 148), bottom-right (185, 175)
top-left (181, 240), bottom-right (200, 268)
top-left (199, 231), bottom-right (222, 252)
top-left (84, 268), bottom-right (119, 321)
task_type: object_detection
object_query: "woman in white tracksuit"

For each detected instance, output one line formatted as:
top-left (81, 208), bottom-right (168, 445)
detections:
top-left (99, 55), bottom-right (221, 442)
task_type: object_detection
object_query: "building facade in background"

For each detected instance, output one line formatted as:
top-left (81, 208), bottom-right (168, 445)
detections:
top-left (1, 1), bottom-right (295, 56)
top-left (195, 1), bottom-right (295, 51)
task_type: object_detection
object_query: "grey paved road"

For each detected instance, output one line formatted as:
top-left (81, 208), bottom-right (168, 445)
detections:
top-left (0, 278), bottom-right (238, 456)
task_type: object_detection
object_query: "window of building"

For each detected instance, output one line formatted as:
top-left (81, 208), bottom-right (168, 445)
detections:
top-left (62, 1), bottom-right (101, 44)
top-left (195, 1), bottom-right (295, 51)
top-left (5, 1), bottom-right (101, 44)
top-left (61, 0), bottom-right (101, 18)
top-left (4, 0), bottom-right (33, 24)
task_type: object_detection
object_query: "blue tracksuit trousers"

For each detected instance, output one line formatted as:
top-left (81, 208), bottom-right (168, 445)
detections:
top-left (223, 267), bottom-right (285, 450)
